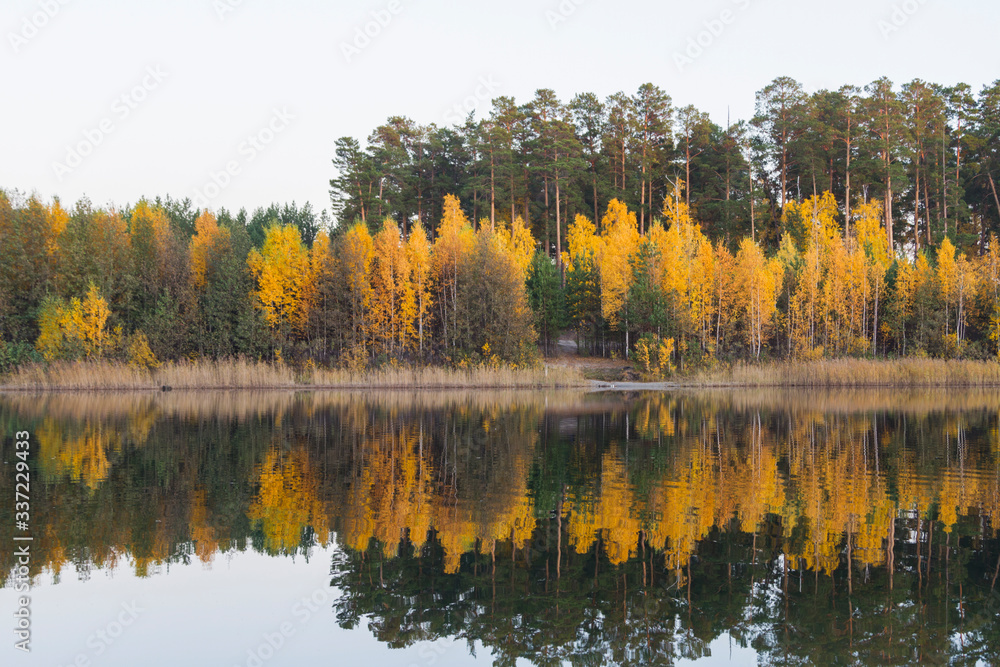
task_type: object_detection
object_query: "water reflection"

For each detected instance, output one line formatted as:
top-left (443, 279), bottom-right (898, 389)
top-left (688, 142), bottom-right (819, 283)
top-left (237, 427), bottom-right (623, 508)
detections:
top-left (1, 389), bottom-right (999, 665)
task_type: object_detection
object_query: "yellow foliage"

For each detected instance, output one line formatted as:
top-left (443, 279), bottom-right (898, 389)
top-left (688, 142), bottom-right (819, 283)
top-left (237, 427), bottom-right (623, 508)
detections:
top-left (853, 199), bottom-right (891, 266)
top-left (46, 199), bottom-right (70, 256)
top-left (734, 238), bottom-right (783, 358)
top-left (369, 218), bottom-right (417, 355)
top-left (189, 211), bottom-right (230, 290)
top-left (432, 195), bottom-right (475, 345)
top-left (126, 332), bottom-right (159, 370)
top-left (783, 191), bottom-right (840, 251)
top-left (565, 214), bottom-right (602, 267)
top-left (938, 237), bottom-right (957, 308)
top-left (598, 199), bottom-right (639, 326)
top-left (247, 224), bottom-right (309, 333)
top-left (497, 215), bottom-right (535, 280)
top-left (37, 420), bottom-right (115, 492)
top-left (248, 448), bottom-right (330, 554)
top-left (405, 222), bottom-right (433, 352)
top-left (35, 283), bottom-right (111, 361)
top-left (341, 222), bottom-right (375, 351)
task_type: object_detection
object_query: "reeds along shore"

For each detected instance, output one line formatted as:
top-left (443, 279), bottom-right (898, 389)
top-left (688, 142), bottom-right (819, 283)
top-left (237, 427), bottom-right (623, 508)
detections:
top-left (686, 357), bottom-right (1000, 387)
top-left (0, 359), bottom-right (586, 391)
top-left (5, 357), bottom-right (1000, 391)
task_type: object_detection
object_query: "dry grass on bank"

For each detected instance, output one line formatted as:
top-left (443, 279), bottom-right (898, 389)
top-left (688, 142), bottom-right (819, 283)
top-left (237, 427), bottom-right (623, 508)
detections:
top-left (7, 357), bottom-right (1000, 391)
top-left (685, 357), bottom-right (1000, 387)
top-left (304, 364), bottom-right (582, 388)
top-left (0, 359), bottom-right (585, 391)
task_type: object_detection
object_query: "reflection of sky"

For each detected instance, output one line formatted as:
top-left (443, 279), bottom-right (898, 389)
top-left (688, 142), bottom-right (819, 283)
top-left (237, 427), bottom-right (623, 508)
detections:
top-left (678, 635), bottom-right (757, 667)
top-left (0, 540), bottom-right (767, 666)
top-left (0, 543), bottom-right (494, 666)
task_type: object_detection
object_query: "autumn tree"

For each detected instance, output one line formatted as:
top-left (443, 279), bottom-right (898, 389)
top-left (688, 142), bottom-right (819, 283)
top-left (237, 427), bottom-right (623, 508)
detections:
top-left (597, 200), bottom-right (640, 353)
top-left (340, 222), bottom-right (375, 358)
top-left (734, 238), bottom-right (783, 358)
top-left (432, 195), bottom-right (474, 350)
top-left (405, 222), bottom-right (433, 356)
top-left (455, 228), bottom-right (536, 363)
top-left (369, 218), bottom-right (417, 357)
top-left (35, 282), bottom-right (111, 361)
top-left (246, 223), bottom-right (310, 353)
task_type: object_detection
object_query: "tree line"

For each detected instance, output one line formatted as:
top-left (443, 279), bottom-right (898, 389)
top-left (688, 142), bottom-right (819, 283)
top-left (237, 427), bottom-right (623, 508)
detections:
top-left (5, 75), bottom-right (1000, 371)
top-left (0, 190), bottom-right (536, 369)
top-left (330, 77), bottom-right (1000, 259)
top-left (6, 181), bottom-right (1000, 371)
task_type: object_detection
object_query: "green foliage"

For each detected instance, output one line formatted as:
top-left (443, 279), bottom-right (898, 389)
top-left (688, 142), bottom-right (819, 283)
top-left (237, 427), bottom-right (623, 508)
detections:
top-left (624, 240), bottom-right (667, 336)
top-left (455, 231), bottom-right (537, 363)
top-left (0, 338), bottom-right (40, 374)
top-left (526, 250), bottom-right (565, 355)
top-left (565, 253), bottom-right (603, 355)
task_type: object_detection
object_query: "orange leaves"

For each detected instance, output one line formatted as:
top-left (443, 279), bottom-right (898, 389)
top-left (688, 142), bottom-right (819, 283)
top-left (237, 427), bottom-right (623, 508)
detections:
top-left (369, 218), bottom-right (417, 355)
top-left (598, 199), bottom-right (640, 327)
top-left (248, 448), bottom-right (330, 554)
top-left (496, 215), bottom-right (535, 280)
top-left (565, 213), bottom-right (601, 265)
top-left (405, 222), bottom-right (433, 352)
top-left (432, 194), bottom-right (475, 347)
top-left (782, 191), bottom-right (840, 253)
top-left (734, 238), bottom-right (783, 358)
top-left (432, 194), bottom-right (475, 287)
top-left (189, 211), bottom-right (231, 291)
top-left (247, 223), bottom-right (309, 334)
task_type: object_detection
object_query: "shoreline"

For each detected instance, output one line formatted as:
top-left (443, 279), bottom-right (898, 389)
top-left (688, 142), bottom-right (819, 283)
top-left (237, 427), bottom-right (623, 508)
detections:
top-left (4, 357), bottom-right (1000, 391)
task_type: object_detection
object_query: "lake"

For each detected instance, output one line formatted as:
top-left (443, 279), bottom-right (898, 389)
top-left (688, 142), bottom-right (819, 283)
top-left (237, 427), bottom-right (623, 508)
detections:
top-left (1, 389), bottom-right (998, 666)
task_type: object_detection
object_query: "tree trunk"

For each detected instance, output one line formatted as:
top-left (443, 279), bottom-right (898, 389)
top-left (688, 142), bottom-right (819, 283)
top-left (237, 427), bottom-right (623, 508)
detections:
top-left (511, 171), bottom-right (516, 226)
top-left (989, 173), bottom-right (1000, 224)
top-left (555, 161), bottom-right (563, 281)
top-left (914, 161), bottom-right (921, 253)
top-left (490, 146), bottom-right (496, 230)
top-left (543, 175), bottom-right (550, 257)
top-left (924, 165), bottom-right (932, 245)
top-left (592, 172), bottom-right (599, 223)
top-left (641, 146), bottom-right (647, 234)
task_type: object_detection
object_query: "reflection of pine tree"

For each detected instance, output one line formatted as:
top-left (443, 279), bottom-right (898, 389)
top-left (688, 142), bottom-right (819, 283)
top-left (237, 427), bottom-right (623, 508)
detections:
top-left (2, 392), bottom-right (1000, 664)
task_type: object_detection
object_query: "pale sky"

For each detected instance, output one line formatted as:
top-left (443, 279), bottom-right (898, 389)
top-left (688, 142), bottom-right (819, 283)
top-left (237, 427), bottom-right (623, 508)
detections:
top-left (3, 0), bottom-right (998, 217)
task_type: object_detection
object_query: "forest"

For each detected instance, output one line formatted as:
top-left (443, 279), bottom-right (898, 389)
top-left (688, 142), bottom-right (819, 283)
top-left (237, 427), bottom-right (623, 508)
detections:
top-left (4, 75), bottom-right (1000, 374)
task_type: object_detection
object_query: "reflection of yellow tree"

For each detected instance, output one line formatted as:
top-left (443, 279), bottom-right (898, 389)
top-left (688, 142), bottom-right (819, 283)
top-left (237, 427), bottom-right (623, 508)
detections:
top-left (190, 488), bottom-right (219, 564)
top-left (248, 448), bottom-right (330, 553)
top-left (134, 511), bottom-right (172, 578)
top-left (14, 391), bottom-right (1000, 587)
top-left (568, 453), bottom-right (640, 566)
top-left (339, 411), bottom-right (539, 573)
top-left (37, 420), bottom-right (115, 491)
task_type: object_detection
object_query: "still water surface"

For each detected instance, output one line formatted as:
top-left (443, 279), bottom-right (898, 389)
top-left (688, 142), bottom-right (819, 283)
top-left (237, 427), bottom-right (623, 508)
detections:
top-left (1, 389), bottom-right (998, 666)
